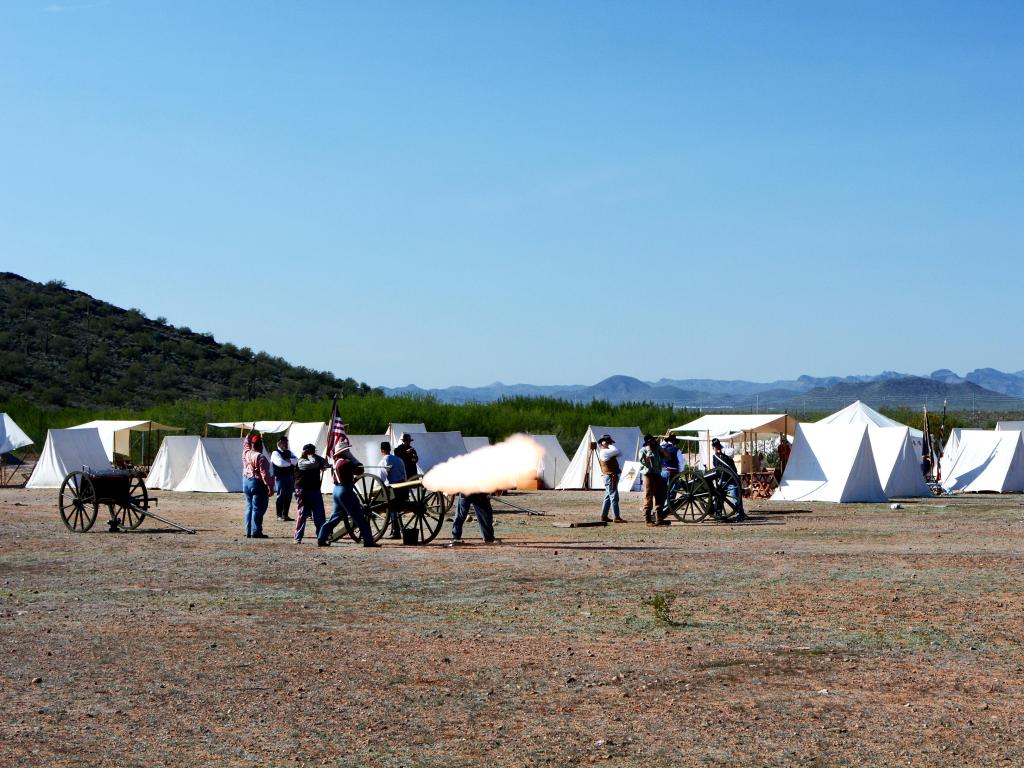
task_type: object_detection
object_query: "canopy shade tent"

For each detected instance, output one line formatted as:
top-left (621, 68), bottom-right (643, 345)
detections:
top-left (0, 413), bottom-right (33, 455)
top-left (70, 420), bottom-right (182, 462)
top-left (556, 426), bottom-right (643, 490)
top-left (772, 423), bottom-right (886, 503)
top-left (670, 414), bottom-right (796, 470)
top-left (26, 428), bottom-right (111, 488)
top-left (208, 421), bottom-right (293, 434)
top-left (145, 436), bottom-right (202, 490)
top-left (174, 438), bottom-right (249, 492)
top-left (940, 430), bottom-right (1024, 493)
top-left (866, 427), bottom-right (931, 498)
top-left (529, 434), bottom-right (571, 489)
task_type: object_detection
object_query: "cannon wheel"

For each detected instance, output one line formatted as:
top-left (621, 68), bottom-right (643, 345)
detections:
top-left (59, 471), bottom-right (99, 532)
top-left (111, 475), bottom-right (149, 530)
top-left (335, 474), bottom-right (390, 544)
top-left (665, 470), bottom-right (713, 523)
top-left (399, 485), bottom-right (451, 544)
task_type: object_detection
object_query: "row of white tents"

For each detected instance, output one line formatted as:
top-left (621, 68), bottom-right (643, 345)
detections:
top-left (21, 420), bottom-right (574, 492)
top-left (12, 405), bottom-right (1024, 500)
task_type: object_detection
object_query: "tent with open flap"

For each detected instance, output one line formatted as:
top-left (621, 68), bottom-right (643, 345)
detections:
top-left (772, 423), bottom-right (886, 503)
top-left (70, 420), bottom-right (182, 462)
top-left (26, 428), bottom-right (111, 489)
top-left (556, 426), bottom-right (643, 489)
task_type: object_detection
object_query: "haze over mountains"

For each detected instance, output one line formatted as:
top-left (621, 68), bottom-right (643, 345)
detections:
top-left (384, 369), bottom-right (1024, 411)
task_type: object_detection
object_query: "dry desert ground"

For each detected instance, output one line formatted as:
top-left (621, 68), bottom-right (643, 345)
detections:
top-left (2, 487), bottom-right (1024, 767)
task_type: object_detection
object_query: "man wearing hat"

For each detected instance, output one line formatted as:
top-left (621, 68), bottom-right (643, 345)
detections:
top-left (394, 433), bottom-right (419, 480)
top-left (271, 435), bottom-right (297, 522)
top-left (711, 438), bottom-right (748, 522)
top-left (596, 434), bottom-right (625, 523)
top-left (639, 434), bottom-right (668, 526)
top-left (293, 443), bottom-right (328, 543)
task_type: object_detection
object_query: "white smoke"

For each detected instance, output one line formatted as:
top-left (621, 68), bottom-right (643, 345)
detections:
top-left (422, 434), bottom-right (545, 495)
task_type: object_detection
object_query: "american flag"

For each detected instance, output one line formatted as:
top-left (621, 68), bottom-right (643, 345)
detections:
top-left (324, 396), bottom-right (349, 459)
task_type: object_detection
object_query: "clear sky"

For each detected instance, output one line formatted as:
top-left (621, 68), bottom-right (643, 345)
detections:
top-left (2, 1), bottom-right (1022, 388)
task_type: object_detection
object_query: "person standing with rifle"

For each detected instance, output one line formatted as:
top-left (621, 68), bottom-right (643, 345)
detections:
top-left (597, 434), bottom-right (625, 523)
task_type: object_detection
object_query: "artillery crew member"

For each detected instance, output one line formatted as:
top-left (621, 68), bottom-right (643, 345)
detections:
top-left (450, 492), bottom-right (498, 546)
top-left (711, 438), bottom-right (747, 523)
top-left (243, 433), bottom-right (275, 539)
top-left (379, 441), bottom-right (407, 539)
top-left (317, 444), bottom-right (378, 548)
top-left (597, 434), bottom-right (624, 523)
top-left (660, 435), bottom-right (684, 483)
top-left (640, 434), bottom-right (668, 526)
top-left (293, 443), bottom-right (327, 543)
top-left (271, 436), bottom-right (297, 522)
top-left (394, 433), bottom-right (419, 479)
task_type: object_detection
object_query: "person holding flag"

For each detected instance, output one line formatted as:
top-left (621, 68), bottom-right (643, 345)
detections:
top-left (316, 398), bottom-right (379, 548)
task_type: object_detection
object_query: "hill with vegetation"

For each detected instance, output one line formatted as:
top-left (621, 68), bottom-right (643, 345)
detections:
top-left (0, 272), bottom-right (376, 409)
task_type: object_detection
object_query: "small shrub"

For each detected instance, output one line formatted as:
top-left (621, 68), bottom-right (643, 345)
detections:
top-left (642, 591), bottom-right (678, 627)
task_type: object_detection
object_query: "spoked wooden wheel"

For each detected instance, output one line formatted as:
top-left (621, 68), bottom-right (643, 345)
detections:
top-left (398, 486), bottom-right (451, 544)
top-left (335, 474), bottom-right (391, 543)
top-left (59, 471), bottom-right (99, 532)
top-left (665, 470), bottom-right (713, 523)
top-left (112, 474), bottom-right (148, 530)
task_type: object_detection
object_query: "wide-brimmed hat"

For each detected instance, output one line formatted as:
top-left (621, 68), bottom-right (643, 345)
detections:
top-left (643, 433), bottom-right (656, 445)
top-left (400, 432), bottom-right (414, 442)
top-left (598, 434), bottom-right (614, 444)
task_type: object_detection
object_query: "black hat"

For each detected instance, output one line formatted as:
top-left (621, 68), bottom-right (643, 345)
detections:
top-left (302, 443), bottom-right (316, 452)
top-left (711, 437), bottom-right (722, 448)
top-left (598, 434), bottom-right (614, 444)
top-left (643, 433), bottom-right (656, 445)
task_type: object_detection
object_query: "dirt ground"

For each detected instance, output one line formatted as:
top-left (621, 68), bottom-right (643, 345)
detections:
top-left (2, 487), bottom-right (1023, 767)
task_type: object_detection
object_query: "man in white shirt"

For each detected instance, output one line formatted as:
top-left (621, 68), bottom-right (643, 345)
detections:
top-left (596, 434), bottom-right (625, 523)
top-left (271, 436), bottom-right (298, 521)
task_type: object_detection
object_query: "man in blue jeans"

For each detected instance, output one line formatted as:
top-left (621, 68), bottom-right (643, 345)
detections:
top-left (596, 434), bottom-right (626, 523)
top-left (243, 434), bottom-right (275, 539)
top-left (449, 492), bottom-right (498, 546)
top-left (317, 445), bottom-right (378, 548)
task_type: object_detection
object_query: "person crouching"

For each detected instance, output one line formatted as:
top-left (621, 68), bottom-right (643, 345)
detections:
top-left (293, 443), bottom-right (327, 543)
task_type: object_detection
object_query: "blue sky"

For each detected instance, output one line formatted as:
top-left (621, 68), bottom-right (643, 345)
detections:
top-left (2, 1), bottom-right (1022, 388)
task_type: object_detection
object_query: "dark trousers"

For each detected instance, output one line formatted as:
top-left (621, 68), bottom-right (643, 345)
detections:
top-left (275, 473), bottom-right (294, 518)
top-left (388, 487), bottom-right (409, 537)
top-left (643, 473), bottom-right (667, 520)
top-left (294, 487), bottom-right (326, 542)
top-left (319, 484), bottom-right (374, 545)
top-left (452, 493), bottom-right (495, 541)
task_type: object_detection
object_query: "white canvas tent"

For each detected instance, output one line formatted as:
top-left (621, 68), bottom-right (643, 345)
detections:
top-left (26, 428), bottom-right (111, 489)
top-left (175, 438), bottom-right (247, 493)
top-left (996, 421), bottom-right (1024, 432)
top-left (145, 435), bottom-right (202, 490)
top-left (208, 421), bottom-right (293, 434)
top-left (530, 434), bottom-right (571, 489)
top-left (818, 401), bottom-right (924, 453)
top-left (70, 420), bottom-right (182, 462)
top-left (772, 423), bottom-right (886, 503)
top-left (556, 426), bottom-right (643, 490)
top-left (321, 434), bottom-right (389, 491)
top-left (285, 422), bottom-right (328, 456)
top-left (939, 428), bottom-right (981, 480)
top-left (463, 436), bottom-right (490, 453)
top-left (866, 427), bottom-right (931, 498)
top-left (405, 431), bottom-right (467, 474)
top-left (386, 423), bottom-right (427, 445)
top-left (618, 461), bottom-right (643, 492)
top-left (0, 413), bottom-right (33, 455)
top-left (940, 430), bottom-right (1024, 493)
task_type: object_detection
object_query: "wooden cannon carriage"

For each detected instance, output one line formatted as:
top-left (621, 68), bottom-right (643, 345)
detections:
top-left (329, 474), bottom-right (454, 545)
top-left (58, 469), bottom-right (194, 534)
top-left (663, 465), bottom-right (744, 523)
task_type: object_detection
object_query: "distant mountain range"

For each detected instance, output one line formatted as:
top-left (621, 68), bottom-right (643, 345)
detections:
top-left (383, 369), bottom-right (1024, 412)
